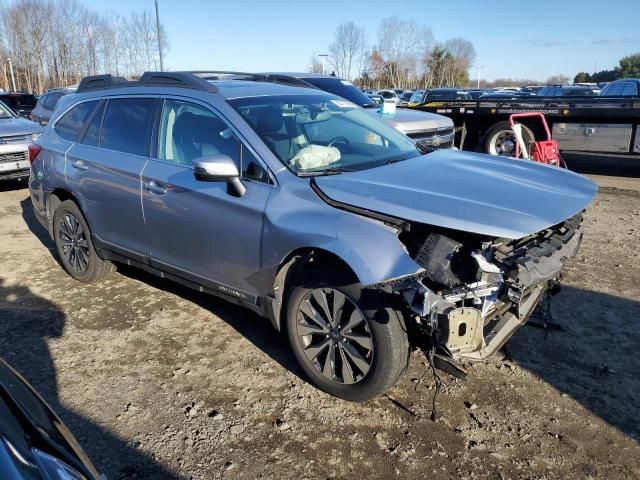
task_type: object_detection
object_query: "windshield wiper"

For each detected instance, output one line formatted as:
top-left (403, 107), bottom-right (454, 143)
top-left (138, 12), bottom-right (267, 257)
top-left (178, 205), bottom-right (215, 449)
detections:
top-left (297, 166), bottom-right (355, 177)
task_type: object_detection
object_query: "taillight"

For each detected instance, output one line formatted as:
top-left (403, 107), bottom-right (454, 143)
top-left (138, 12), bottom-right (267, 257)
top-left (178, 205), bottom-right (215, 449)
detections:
top-left (28, 143), bottom-right (41, 164)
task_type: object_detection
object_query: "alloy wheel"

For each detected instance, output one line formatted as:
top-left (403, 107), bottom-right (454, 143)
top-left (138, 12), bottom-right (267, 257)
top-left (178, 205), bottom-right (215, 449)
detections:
top-left (58, 213), bottom-right (90, 273)
top-left (296, 288), bottom-right (374, 385)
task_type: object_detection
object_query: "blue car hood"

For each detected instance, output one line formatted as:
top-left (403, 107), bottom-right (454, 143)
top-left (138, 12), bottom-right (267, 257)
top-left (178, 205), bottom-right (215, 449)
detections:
top-left (314, 149), bottom-right (597, 239)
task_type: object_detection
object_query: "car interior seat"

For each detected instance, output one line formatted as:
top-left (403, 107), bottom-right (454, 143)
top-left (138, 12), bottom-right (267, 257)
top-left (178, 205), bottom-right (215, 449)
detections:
top-left (173, 112), bottom-right (236, 165)
top-left (255, 108), bottom-right (295, 162)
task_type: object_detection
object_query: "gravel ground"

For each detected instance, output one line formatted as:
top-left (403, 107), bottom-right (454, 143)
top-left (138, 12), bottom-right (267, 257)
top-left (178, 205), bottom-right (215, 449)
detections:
top-left (0, 172), bottom-right (639, 479)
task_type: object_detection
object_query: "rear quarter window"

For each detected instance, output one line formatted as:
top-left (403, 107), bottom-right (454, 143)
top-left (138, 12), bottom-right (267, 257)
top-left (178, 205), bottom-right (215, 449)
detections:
top-left (622, 83), bottom-right (638, 96)
top-left (54, 101), bottom-right (99, 142)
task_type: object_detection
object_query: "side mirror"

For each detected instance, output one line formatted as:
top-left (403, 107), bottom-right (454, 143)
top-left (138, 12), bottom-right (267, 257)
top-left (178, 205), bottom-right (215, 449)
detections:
top-left (192, 154), bottom-right (246, 197)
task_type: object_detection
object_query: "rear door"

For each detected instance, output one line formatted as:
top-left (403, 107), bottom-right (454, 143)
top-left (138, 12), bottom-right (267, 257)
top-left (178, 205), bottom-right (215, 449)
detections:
top-left (63, 96), bottom-right (156, 258)
top-left (141, 98), bottom-right (272, 299)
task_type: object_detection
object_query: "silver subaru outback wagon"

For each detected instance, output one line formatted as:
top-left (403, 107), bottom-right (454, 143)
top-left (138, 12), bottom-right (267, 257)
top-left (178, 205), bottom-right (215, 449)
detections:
top-left (29, 72), bottom-right (597, 401)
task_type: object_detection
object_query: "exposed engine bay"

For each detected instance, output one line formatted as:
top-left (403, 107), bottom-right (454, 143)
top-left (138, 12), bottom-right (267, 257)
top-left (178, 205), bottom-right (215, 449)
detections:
top-left (395, 213), bottom-right (584, 362)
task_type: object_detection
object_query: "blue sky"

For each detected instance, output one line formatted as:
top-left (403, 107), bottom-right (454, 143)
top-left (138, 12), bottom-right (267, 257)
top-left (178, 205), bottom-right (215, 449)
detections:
top-left (87, 0), bottom-right (639, 81)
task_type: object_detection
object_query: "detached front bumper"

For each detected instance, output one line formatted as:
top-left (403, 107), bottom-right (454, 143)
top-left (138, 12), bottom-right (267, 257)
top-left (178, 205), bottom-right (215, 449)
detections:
top-left (401, 213), bottom-right (584, 362)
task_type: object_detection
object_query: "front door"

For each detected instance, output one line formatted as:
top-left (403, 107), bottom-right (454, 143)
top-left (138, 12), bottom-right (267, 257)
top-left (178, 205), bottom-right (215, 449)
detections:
top-left (141, 98), bottom-right (272, 301)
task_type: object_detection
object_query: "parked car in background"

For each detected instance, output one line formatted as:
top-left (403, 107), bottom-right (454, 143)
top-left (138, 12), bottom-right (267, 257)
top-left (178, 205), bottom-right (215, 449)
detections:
top-left (0, 357), bottom-right (100, 479)
top-left (467, 89), bottom-right (486, 99)
top-left (537, 86), bottom-right (597, 97)
top-left (422, 88), bottom-right (472, 102)
top-left (0, 100), bottom-right (42, 181)
top-left (599, 78), bottom-right (639, 97)
top-left (407, 89), bottom-right (427, 105)
top-left (0, 92), bottom-right (38, 118)
top-left (398, 91), bottom-right (414, 105)
top-left (367, 93), bottom-right (383, 104)
top-left (520, 85), bottom-right (545, 94)
top-left (255, 73), bottom-right (455, 149)
top-left (29, 71), bottom-right (595, 401)
top-left (376, 89), bottom-right (400, 104)
top-left (479, 91), bottom-right (535, 99)
top-left (31, 88), bottom-right (73, 126)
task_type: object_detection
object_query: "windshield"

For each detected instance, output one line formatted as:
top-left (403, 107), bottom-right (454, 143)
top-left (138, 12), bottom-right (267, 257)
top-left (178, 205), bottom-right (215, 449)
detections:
top-left (230, 94), bottom-right (421, 175)
top-left (0, 101), bottom-right (15, 118)
top-left (409, 91), bottom-right (424, 103)
top-left (302, 77), bottom-right (378, 108)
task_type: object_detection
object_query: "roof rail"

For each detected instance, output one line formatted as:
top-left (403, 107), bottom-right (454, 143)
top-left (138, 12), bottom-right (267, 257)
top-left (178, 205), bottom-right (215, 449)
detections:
top-left (76, 72), bottom-right (219, 93)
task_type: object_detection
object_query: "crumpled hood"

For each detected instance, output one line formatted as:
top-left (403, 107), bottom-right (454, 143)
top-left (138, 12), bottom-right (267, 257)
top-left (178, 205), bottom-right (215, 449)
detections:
top-left (0, 117), bottom-right (42, 137)
top-left (314, 149), bottom-right (597, 239)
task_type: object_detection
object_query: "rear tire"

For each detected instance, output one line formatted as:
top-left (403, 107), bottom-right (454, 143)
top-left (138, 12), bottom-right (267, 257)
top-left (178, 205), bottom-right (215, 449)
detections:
top-left (285, 270), bottom-right (409, 402)
top-left (484, 121), bottom-right (534, 156)
top-left (53, 200), bottom-right (114, 283)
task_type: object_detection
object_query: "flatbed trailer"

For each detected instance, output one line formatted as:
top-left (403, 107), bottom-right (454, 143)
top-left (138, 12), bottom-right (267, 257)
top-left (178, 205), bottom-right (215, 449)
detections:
top-left (407, 96), bottom-right (640, 157)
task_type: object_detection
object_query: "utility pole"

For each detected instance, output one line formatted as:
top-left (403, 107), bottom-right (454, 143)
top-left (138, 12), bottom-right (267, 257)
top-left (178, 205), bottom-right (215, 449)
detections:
top-left (476, 65), bottom-right (482, 89)
top-left (154, 0), bottom-right (164, 71)
top-left (7, 58), bottom-right (17, 92)
top-left (318, 54), bottom-right (328, 75)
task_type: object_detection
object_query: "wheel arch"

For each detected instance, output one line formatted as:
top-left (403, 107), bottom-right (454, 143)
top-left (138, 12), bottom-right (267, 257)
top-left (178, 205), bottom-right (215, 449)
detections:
top-left (46, 188), bottom-right (78, 235)
top-left (271, 247), bottom-right (359, 332)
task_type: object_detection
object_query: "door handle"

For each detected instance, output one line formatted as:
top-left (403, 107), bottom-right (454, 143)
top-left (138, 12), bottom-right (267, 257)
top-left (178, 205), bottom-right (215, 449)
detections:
top-left (143, 181), bottom-right (168, 195)
top-left (71, 159), bottom-right (88, 171)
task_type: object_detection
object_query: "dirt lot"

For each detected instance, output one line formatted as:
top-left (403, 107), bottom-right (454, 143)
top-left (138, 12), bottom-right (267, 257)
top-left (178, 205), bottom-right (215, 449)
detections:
top-left (1, 170), bottom-right (639, 479)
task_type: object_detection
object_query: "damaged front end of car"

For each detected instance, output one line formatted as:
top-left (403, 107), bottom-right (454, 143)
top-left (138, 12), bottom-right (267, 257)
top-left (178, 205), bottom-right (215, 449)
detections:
top-left (378, 213), bottom-right (584, 365)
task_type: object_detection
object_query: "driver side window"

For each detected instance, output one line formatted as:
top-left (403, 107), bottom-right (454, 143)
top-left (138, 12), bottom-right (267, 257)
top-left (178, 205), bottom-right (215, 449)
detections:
top-left (157, 99), bottom-right (270, 183)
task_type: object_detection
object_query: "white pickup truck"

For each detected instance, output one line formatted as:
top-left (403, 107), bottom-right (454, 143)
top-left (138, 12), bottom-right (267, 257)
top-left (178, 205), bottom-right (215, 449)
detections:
top-left (0, 100), bottom-right (43, 181)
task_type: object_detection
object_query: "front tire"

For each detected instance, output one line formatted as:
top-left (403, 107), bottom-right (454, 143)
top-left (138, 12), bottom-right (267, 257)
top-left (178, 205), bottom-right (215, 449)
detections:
top-left (285, 273), bottom-right (409, 402)
top-left (53, 200), bottom-right (114, 283)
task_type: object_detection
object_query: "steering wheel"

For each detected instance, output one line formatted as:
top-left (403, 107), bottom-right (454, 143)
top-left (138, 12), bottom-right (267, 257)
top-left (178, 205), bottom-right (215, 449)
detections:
top-left (328, 136), bottom-right (350, 148)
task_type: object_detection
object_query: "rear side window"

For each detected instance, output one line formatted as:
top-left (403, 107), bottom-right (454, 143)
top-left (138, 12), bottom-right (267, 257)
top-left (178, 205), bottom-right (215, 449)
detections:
top-left (38, 94), bottom-right (50, 109)
top-left (81, 101), bottom-right (106, 147)
top-left (601, 83), bottom-right (624, 96)
top-left (99, 98), bottom-right (155, 156)
top-left (46, 92), bottom-right (65, 110)
top-left (622, 83), bottom-right (638, 96)
top-left (54, 101), bottom-right (98, 142)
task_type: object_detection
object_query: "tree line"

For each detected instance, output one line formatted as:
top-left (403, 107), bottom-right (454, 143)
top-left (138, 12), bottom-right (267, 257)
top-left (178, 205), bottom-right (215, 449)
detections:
top-left (0, 0), bottom-right (168, 94)
top-left (574, 53), bottom-right (640, 84)
top-left (310, 17), bottom-right (477, 90)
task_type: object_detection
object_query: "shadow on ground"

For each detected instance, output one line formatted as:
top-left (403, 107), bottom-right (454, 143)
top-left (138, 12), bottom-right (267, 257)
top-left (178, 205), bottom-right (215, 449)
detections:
top-left (0, 279), bottom-right (181, 479)
top-left (563, 153), bottom-right (640, 177)
top-left (16, 190), bottom-right (640, 456)
top-left (116, 263), bottom-right (306, 383)
top-left (508, 286), bottom-right (640, 441)
top-left (0, 178), bottom-right (29, 193)
top-left (18, 196), bottom-right (304, 385)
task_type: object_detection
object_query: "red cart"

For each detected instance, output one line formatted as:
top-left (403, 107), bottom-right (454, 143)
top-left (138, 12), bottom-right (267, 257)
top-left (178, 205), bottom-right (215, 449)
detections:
top-left (509, 112), bottom-right (565, 168)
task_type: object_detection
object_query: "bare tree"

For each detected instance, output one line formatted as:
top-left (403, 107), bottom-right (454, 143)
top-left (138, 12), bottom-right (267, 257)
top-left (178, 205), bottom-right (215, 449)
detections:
top-left (328, 22), bottom-right (366, 80)
top-left (546, 74), bottom-right (570, 85)
top-left (375, 17), bottom-right (415, 87)
top-left (0, 0), bottom-right (170, 93)
top-left (307, 53), bottom-right (324, 73)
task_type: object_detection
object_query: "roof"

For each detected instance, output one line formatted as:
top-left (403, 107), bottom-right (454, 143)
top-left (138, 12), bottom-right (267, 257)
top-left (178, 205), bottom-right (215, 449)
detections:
top-left (428, 88), bottom-right (464, 92)
top-left (261, 72), bottom-right (337, 79)
top-left (211, 80), bottom-right (327, 99)
top-left (73, 72), bottom-right (330, 100)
